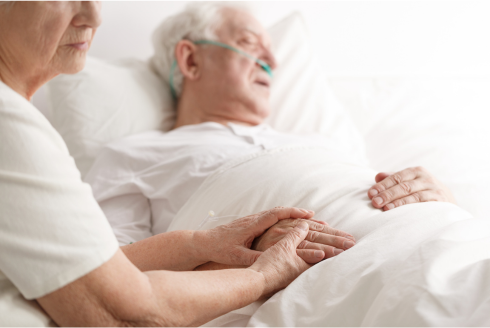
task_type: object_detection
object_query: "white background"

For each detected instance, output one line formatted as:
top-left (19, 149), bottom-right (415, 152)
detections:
top-left (91, 0), bottom-right (490, 76)
top-left (33, 0), bottom-right (490, 111)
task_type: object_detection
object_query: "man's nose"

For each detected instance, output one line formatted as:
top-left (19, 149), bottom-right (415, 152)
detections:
top-left (259, 46), bottom-right (277, 71)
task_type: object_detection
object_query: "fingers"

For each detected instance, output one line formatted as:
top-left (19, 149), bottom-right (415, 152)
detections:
top-left (296, 249), bottom-right (325, 264)
top-left (375, 172), bottom-right (393, 183)
top-left (368, 167), bottom-right (430, 209)
top-left (307, 218), bottom-right (328, 225)
top-left (297, 220), bottom-right (355, 257)
top-left (381, 190), bottom-right (442, 211)
top-left (252, 206), bottom-right (314, 236)
top-left (371, 179), bottom-right (432, 209)
top-left (303, 220), bottom-right (355, 243)
top-left (298, 241), bottom-right (344, 259)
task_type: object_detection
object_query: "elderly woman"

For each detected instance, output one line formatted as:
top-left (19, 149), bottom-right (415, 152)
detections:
top-left (0, 2), bottom-right (343, 326)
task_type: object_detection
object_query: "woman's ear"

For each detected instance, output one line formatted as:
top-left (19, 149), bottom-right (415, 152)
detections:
top-left (174, 40), bottom-right (200, 81)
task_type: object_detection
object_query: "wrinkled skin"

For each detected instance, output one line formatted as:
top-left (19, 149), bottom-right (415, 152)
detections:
top-left (253, 218), bottom-right (356, 263)
top-left (0, 2), bottom-right (101, 100)
top-left (195, 206), bottom-right (321, 266)
top-left (249, 220), bottom-right (314, 296)
top-left (368, 166), bottom-right (457, 211)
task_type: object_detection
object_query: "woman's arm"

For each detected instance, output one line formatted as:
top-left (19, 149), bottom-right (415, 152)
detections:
top-left (121, 230), bottom-right (207, 271)
top-left (38, 221), bottom-right (313, 327)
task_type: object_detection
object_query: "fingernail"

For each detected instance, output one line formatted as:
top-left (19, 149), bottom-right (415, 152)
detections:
top-left (386, 203), bottom-right (395, 210)
top-left (296, 222), bottom-right (308, 231)
top-left (308, 210), bottom-right (315, 214)
top-left (334, 248), bottom-right (344, 255)
top-left (343, 241), bottom-right (355, 249)
top-left (369, 189), bottom-right (378, 197)
top-left (314, 250), bottom-right (324, 258)
top-left (299, 208), bottom-right (309, 214)
top-left (373, 197), bottom-right (383, 205)
top-left (346, 235), bottom-right (356, 241)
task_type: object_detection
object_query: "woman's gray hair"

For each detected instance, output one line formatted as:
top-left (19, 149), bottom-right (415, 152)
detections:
top-left (149, 2), bottom-right (255, 99)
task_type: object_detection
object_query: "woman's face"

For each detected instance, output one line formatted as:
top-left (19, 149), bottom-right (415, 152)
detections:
top-left (0, 2), bottom-right (101, 80)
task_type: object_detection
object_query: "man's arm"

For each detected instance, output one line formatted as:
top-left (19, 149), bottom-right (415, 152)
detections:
top-left (37, 222), bottom-right (314, 327)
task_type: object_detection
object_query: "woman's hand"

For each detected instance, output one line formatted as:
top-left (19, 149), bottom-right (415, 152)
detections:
top-left (249, 221), bottom-right (318, 296)
top-left (252, 219), bottom-right (355, 263)
top-left (367, 166), bottom-right (456, 211)
top-left (193, 207), bottom-right (316, 267)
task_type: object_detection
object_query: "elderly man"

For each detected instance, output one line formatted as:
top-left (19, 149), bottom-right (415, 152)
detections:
top-left (86, 2), bottom-right (455, 252)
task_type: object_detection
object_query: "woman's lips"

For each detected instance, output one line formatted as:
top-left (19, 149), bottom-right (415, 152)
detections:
top-left (68, 42), bottom-right (89, 51)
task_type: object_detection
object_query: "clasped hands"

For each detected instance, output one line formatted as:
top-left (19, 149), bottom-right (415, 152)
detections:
top-left (193, 207), bottom-right (355, 295)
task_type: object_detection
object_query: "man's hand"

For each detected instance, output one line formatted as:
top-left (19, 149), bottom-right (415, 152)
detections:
top-left (193, 207), bottom-right (316, 267)
top-left (252, 218), bottom-right (355, 263)
top-left (368, 166), bottom-right (457, 211)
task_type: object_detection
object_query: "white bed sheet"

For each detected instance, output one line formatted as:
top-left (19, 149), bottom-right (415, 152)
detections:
top-left (167, 146), bottom-right (489, 326)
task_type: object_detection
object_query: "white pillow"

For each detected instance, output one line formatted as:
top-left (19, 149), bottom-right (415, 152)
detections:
top-left (47, 12), bottom-right (366, 177)
top-left (47, 58), bottom-right (174, 176)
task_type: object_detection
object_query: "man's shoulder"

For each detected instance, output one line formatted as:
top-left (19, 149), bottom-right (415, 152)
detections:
top-left (89, 129), bottom-right (174, 176)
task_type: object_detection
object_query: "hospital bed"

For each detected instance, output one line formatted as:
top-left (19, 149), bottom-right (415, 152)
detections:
top-left (43, 8), bottom-right (490, 326)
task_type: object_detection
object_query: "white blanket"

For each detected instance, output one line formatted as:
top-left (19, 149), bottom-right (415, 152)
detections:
top-left (167, 146), bottom-right (490, 326)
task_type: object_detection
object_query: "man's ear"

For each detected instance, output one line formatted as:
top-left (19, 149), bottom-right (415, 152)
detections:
top-left (174, 40), bottom-right (200, 81)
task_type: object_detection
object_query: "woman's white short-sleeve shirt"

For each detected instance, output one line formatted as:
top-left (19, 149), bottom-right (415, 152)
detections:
top-left (0, 81), bottom-right (119, 326)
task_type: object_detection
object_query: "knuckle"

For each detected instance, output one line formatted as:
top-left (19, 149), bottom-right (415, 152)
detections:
top-left (399, 182), bottom-right (412, 194)
top-left (374, 183), bottom-right (386, 192)
top-left (309, 222), bottom-right (323, 231)
top-left (381, 189), bottom-right (394, 201)
top-left (307, 230), bottom-right (319, 241)
top-left (298, 240), bottom-right (309, 249)
top-left (412, 192), bottom-right (421, 202)
top-left (391, 174), bottom-right (403, 184)
top-left (289, 228), bottom-right (303, 240)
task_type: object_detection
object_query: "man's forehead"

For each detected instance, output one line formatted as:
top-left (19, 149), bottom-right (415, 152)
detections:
top-left (218, 7), bottom-right (270, 43)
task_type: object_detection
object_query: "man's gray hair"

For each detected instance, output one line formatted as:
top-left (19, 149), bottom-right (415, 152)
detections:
top-left (149, 2), bottom-right (255, 99)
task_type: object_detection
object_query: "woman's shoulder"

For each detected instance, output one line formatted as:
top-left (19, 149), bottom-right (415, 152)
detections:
top-left (0, 81), bottom-right (77, 178)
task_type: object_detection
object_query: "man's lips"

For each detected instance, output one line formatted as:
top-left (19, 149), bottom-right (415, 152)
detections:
top-left (254, 79), bottom-right (270, 87)
top-left (67, 42), bottom-right (89, 51)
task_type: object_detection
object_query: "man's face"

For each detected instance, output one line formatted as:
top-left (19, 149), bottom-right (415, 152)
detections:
top-left (197, 7), bottom-right (277, 125)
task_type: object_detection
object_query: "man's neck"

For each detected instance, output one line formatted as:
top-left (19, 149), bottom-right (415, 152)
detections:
top-left (173, 95), bottom-right (252, 130)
